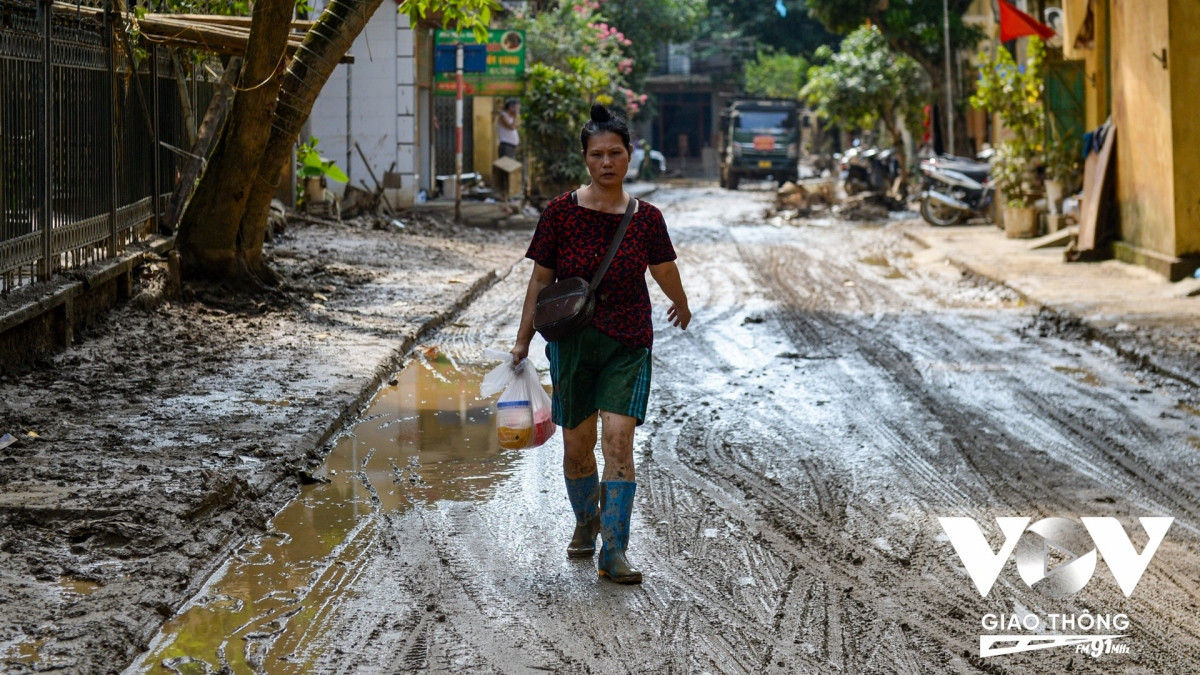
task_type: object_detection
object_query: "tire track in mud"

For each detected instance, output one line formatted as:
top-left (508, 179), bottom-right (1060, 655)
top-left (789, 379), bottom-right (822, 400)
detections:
top-left (639, 218), bottom-right (950, 673)
top-left (721, 220), bottom-right (1200, 672)
top-left (262, 189), bottom-right (1200, 673)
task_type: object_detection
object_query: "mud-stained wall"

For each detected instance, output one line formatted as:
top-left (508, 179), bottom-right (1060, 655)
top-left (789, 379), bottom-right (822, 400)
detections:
top-left (1111, 0), bottom-right (1175, 257)
top-left (0, 273), bottom-right (126, 375)
top-left (1170, 0), bottom-right (1200, 257)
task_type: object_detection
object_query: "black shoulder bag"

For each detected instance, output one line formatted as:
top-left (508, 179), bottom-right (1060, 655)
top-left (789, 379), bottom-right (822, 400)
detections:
top-left (532, 196), bottom-right (637, 342)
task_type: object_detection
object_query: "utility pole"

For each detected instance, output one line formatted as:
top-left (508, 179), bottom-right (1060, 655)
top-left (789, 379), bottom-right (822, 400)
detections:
top-left (455, 43), bottom-right (464, 224)
top-left (943, 0), bottom-right (955, 156)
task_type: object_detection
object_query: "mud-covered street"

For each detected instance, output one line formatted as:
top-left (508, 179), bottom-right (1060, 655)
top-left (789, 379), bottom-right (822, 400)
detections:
top-left (113, 186), bottom-right (1200, 673)
top-left (1, 185), bottom-right (1196, 673)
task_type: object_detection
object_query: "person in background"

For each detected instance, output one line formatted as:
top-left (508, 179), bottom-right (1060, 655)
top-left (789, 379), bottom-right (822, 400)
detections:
top-left (497, 98), bottom-right (521, 159)
top-left (510, 104), bottom-right (690, 584)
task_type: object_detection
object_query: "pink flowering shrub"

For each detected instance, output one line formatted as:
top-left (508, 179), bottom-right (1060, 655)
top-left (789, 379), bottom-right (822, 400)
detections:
top-left (515, 0), bottom-right (651, 190)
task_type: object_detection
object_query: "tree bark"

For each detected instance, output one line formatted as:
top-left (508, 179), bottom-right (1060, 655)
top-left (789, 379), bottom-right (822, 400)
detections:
top-left (880, 106), bottom-right (909, 200)
top-left (235, 0), bottom-right (385, 279)
top-left (175, 0), bottom-right (293, 282)
top-left (165, 56), bottom-right (242, 234)
top-left (169, 50), bottom-right (197, 149)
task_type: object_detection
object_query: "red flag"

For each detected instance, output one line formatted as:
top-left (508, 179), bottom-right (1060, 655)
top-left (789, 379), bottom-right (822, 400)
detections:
top-left (998, 0), bottom-right (1057, 42)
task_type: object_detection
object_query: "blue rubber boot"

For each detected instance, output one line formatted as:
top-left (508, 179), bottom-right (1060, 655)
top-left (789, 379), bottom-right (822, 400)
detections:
top-left (598, 481), bottom-right (643, 584)
top-left (565, 472), bottom-right (600, 558)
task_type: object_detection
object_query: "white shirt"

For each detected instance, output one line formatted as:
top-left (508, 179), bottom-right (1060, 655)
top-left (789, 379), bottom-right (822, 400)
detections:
top-left (498, 110), bottom-right (519, 146)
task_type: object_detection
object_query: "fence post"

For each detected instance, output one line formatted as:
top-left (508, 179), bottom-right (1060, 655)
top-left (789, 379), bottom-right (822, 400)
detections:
top-left (106, 0), bottom-right (118, 256)
top-left (150, 44), bottom-right (161, 232)
top-left (38, 0), bottom-right (52, 280)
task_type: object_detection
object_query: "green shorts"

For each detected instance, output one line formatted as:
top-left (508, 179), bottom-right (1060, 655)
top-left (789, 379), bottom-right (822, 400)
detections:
top-left (545, 326), bottom-right (652, 429)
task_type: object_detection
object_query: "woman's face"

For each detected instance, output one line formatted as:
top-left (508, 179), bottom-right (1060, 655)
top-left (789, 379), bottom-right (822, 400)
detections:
top-left (584, 132), bottom-right (631, 188)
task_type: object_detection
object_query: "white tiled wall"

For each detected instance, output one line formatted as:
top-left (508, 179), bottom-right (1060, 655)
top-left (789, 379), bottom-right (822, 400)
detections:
top-left (308, 5), bottom-right (419, 208)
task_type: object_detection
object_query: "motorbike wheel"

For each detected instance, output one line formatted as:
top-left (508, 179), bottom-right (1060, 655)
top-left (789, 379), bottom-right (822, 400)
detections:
top-left (920, 197), bottom-right (964, 227)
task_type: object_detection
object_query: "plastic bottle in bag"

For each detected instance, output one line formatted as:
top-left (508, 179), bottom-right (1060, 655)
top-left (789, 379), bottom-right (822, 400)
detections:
top-left (496, 397), bottom-right (535, 449)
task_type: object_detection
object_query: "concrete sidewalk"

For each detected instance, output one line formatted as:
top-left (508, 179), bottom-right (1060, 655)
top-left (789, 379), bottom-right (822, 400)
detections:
top-left (905, 222), bottom-right (1200, 388)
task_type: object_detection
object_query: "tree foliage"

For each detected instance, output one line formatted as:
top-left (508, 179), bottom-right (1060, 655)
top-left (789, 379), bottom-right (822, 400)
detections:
top-left (805, 0), bottom-right (981, 72)
top-left (602, 0), bottom-right (706, 86)
top-left (801, 26), bottom-right (925, 134)
top-left (514, 0), bottom-right (640, 192)
top-left (801, 25), bottom-right (927, 195)
top-left (744, 48), bottom-right (808, 100)
top-left (805, 0), bottom-right (983, 154)
top-left (397, 0), bottom-right (495, 43)
top-left (706, 0), bottom-right (838, 56)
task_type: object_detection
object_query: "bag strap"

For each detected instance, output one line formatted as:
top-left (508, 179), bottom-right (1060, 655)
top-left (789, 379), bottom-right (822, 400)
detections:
top-left (588, 196), bottom-right (637, 292)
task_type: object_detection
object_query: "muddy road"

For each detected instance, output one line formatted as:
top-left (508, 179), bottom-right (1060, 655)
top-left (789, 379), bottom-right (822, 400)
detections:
top-left (133, 186), bottom-right (1200, 673)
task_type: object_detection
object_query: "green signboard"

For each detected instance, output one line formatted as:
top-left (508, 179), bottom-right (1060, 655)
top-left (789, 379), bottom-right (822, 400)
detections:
top-left (434, 29), bottom-right (526, 97)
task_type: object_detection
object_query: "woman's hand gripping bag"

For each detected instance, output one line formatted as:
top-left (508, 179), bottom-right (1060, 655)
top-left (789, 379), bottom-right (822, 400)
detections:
top-left (480, 351), bottom-right (557, 450)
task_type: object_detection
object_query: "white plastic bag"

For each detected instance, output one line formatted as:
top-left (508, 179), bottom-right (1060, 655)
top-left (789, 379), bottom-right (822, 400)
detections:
top-left (480, 350), bottom-right (555, 449)
top-left (480, 348), bottom-right (518, 398)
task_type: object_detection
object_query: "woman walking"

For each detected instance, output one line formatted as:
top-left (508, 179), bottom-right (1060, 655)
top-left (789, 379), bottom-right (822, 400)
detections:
top-left (511, 104), bottom-right (690, 584)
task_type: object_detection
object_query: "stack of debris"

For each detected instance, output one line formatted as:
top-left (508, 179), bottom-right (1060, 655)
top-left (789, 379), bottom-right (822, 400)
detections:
top-left (773, 178), bottom-right (835, 220)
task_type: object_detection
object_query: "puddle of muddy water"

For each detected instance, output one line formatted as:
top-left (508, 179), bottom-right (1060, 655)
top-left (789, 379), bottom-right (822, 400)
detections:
top-left (1053, 365), bottom-right (1102, 387)
top-left (858, 254), bottom-right (907, 280)
top-left (128, 351), bottom-right (524, 674)
top-left (58, 577), bottom-right (101, 596)
top-left (2, 640), bottom-right (47, 667)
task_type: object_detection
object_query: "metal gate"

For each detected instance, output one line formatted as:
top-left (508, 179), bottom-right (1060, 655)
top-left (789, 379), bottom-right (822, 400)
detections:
top-left (433, 95), bottom-right (473, 180)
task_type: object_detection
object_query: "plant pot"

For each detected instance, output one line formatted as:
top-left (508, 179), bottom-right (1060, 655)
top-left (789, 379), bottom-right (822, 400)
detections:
top-left (1044, 179), bottom-right (1064, 214)
top-left (304, 176), bottom-right (325, 203)
top-left (1003, 205), bottom-right (1038, 239)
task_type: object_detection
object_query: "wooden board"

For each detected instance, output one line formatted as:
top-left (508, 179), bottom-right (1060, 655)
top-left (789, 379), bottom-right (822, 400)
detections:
top-left (1077, 123), bottom-right (1116, 252)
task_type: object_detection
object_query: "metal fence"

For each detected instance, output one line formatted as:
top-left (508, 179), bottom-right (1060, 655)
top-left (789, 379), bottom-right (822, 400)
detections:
top-left (0, 0), bottom-right (218, 294)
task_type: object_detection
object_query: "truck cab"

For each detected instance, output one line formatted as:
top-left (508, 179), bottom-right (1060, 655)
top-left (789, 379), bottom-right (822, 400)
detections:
top-left (718, 99), bottom-right (800, 190)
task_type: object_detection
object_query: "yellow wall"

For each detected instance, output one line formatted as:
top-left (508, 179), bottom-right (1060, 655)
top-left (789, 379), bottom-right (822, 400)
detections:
top-left (1170, 0), bottom-right (1200, 255)
top-left (473, 96), bottom-right (497, 178)
top-left (1063, 0), bottom-right (1109, 130)
top-left (1062, 0), bottom-right (1088, 60)
top-left (1111, 0), bottom-right (1175, 256)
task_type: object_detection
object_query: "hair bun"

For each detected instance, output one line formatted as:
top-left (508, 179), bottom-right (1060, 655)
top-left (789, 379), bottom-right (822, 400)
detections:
top-left (590, 103), bottom-right (611, 123)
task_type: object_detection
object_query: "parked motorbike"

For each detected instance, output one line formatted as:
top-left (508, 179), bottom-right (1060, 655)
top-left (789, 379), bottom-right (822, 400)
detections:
top-left (840, 145), bottom-right (899, 196)
top-left (918, 153), bottom-right (994, 226)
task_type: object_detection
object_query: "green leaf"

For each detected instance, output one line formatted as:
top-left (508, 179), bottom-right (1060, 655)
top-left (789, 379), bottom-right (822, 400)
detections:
top-left (323, 162), bottom-right (349, 184)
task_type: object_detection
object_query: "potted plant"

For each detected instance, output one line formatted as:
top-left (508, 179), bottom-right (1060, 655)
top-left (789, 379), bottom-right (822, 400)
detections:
top-left (1042, 118), bottom-right (1081, 214)
top-left (970, 39), bottom-right (1046, 238)
top-left (296, 136), bottom-right (349, 206)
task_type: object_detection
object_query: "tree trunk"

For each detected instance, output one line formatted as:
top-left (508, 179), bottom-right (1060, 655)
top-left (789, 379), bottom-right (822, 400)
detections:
top-left (881, 105), bottom-right (909, 200)
top-left (175, 0), bottom-right (385, 286)
top-left (169, 50), bottom-right (198, 149)
top-left (175, 0), bottom-right (293, 282)
top-left (236, 0), bottom-right (386, 279)
top-left (165, 56), bottom-right (242, 234)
